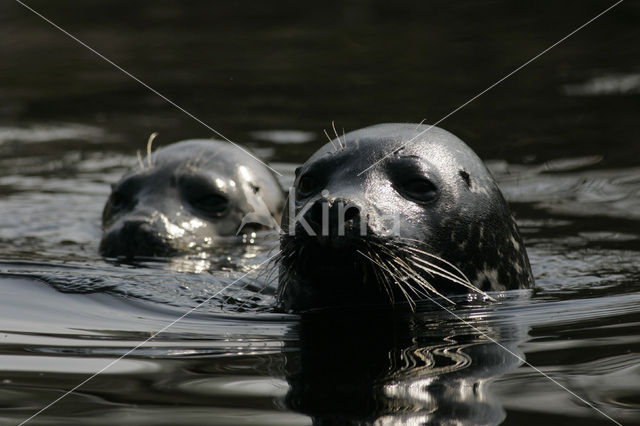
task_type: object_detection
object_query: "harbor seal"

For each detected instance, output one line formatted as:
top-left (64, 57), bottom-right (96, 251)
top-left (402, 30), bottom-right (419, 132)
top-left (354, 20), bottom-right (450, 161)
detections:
top-left (100, 139), bottom-right (284, 258)
top-left (277, 123), bottom-right (534, 312)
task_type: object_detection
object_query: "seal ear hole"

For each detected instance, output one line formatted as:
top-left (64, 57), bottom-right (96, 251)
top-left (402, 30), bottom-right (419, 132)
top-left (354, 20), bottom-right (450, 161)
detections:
top-left (459, 170), bottom-right (472, 188)
top-left (343, 205), bottom-right (360, 222)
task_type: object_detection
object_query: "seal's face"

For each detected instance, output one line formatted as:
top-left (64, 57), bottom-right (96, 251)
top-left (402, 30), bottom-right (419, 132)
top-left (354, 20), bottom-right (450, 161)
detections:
top-left (100, 140), bottom-right (284, 258)
top-left (277, 123), bottom-right (533, 312)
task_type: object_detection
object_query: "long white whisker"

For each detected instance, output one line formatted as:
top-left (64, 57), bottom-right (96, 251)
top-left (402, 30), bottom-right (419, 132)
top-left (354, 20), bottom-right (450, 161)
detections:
top-left (389, 239), bottom-right (494, 300)
top-left (381, 256), bottom-right (423, 299)
top-left (408, 257), bottom-right (493, 301)
top-left (370, 244), bottom-right (422, 299)
top-left (357, 250), bottom-right (415, 310)
top-left (371, 240), bottom-right (482, 302)
top-left (401, 251), bottom-right (476, 288)
top-left (395, 245), bottom-right (471, 285)
top-left (372, 251), bottom-right (403, 306)
top-left (367, 246), bottom-right (395, 305)
top-left (323, 128), bottom-right (339, 152)
top-left (136, 150), bottom-right (145, 170)
top-left (331, 121), bottom-right (343, 150)
top-left (396, 238), bottom-right (474, 284)
top-left (394, 261), bottom-right (455, 304)
top-left (390, 263), bottom-right (432, 300)
top-left (146, 132), bottom-right (158, 167)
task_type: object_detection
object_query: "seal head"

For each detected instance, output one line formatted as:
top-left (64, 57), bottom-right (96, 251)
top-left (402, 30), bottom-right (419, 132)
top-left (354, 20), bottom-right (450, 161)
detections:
top-left (277, 123), bottom-right (534, 312)
top-left (100, 139), bottom-right (284, 258)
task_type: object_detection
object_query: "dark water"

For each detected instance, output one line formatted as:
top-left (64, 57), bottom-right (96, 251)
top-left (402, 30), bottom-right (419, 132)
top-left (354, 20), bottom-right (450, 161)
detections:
top-left (1, 0), bottom-right (640, 425)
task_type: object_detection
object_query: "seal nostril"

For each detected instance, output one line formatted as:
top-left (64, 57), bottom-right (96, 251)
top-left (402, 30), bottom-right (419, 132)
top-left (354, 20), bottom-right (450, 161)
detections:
top-left (344, 206), bottom-right (360, 222)
top-left (120, 220), bottom-right (162, 244)
top-left (104, 219), bottom-right (172, 257)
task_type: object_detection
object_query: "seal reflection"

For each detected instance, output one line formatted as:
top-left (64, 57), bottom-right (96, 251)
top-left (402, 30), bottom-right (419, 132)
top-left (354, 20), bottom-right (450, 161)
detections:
top-left (282, 304), bottom-right (526, 425)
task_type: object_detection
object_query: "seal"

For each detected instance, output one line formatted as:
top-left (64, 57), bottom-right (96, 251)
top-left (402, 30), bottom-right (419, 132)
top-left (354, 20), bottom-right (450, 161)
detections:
top-left (100, 139), bottom-right (284, 258)
top-left (277, 123), bottom-right (534, 312)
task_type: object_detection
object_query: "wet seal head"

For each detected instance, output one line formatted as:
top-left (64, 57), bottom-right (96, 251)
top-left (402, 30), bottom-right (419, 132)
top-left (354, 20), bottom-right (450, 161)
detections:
top-left (100, 139), bottom-right (284, 258)
top-left (277, 123), bottom-right (534, 312)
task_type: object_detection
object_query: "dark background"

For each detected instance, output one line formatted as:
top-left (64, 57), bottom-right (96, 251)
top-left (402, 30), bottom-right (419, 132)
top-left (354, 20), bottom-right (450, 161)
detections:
top-left (1, 0), bottom-right (638, 165)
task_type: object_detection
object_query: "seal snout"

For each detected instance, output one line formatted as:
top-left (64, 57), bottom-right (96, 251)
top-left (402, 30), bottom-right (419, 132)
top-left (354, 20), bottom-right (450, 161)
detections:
top-left (100, 218), bottom-right (174, 258)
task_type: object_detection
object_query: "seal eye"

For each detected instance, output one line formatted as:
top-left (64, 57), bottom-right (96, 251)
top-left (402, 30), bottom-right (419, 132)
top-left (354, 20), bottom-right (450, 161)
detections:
top-left (189, 193), bottom-right (229, 217)
top-left (106, 175), bottom-right (143, 215)
top-left (103, 186), bottom-right (136, 225)
top-left (108, 188), bottom-right (135, 213)
top-left (111, 191), bottom-right (127, 209)
top-left (397, 178), bottom-right (438, 203)
top-left (297, 175), bottom-right (318, 197)
top-left (179, 174), bottom-right (230, 218)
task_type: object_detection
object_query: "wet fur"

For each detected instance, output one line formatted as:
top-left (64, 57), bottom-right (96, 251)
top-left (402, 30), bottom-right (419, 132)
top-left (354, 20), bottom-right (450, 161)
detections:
top-left (275, 123), bottom-right (534, 312)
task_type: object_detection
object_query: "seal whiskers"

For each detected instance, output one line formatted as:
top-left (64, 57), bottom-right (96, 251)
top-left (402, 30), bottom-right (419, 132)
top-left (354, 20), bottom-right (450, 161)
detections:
top-left (357, 249), bottom-right (416, 309)
top-left (277, 231), bottom-right (493, 311)
top-left (389, 240), bottom-right (495, 300)
top-left (146, 132), bottom-right (158, 167)
top-left (366, 246), bottom-right (396, 305)
top-left (331, 121), bottom-right (344, 150)
top-left (365, 241), bottom-right (456, 304)
top-left (323, 128), bottom-right (339, 152)
top-left (362, 247), bottom-right (400, 306)
top-left (396, 237), bottom-right (475, 284)
top-left (136, 150), bottom-right (145, 170)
